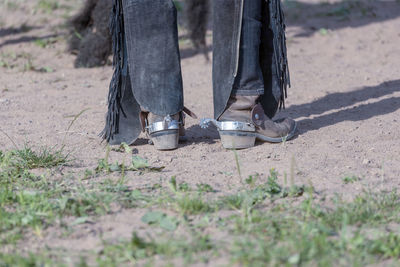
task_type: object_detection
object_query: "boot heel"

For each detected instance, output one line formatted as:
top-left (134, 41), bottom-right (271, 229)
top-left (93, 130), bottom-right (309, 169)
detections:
top-left (219, 130), bottom-right (256, 149)
top-left (149, 129), bottom-right (179, 150)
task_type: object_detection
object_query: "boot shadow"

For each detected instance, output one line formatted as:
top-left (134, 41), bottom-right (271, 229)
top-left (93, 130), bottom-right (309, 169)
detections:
top-left (179, 124), bottom-right (219, 146)
top-left (131, 124), bottom-right (218, 148)
top-left (280, 79), bottom-right (400, 135)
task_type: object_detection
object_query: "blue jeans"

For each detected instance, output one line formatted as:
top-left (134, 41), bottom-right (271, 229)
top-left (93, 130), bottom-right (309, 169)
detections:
top-left (232, 0), bottom-right (265, 96)
top-left (123, 0), bottom-right (264, 115)
top-left (103, 0), bottom-right (289, 144)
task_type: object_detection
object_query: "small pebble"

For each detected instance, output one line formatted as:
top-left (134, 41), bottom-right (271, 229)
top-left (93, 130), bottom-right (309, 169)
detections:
top-left (362, 159), bottom-right (370, 165)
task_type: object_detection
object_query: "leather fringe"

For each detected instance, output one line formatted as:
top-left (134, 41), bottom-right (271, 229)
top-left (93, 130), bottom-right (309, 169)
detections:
top-left (101, 0), bottom-right (290, 142)
top-left (101, 0), bottom-right (126, 142)
top-left (269, 0), bottom-right (291, 109)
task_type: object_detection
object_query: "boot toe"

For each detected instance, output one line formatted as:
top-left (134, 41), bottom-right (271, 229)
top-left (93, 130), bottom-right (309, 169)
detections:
top-left (255, 117), bottom-right (297, 143)
top-left (281, 117), bottom-right (297, 140)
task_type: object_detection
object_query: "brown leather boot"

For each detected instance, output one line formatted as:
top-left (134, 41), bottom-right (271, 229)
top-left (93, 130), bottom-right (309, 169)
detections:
top-left (212, 96), bottom-right (296, 149)
top-left (140, 108), bottom-right (196, 150)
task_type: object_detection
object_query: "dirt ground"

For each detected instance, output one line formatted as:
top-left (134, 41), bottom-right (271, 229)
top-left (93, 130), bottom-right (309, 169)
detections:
top-left (1, 0), bottom-right (400, 264)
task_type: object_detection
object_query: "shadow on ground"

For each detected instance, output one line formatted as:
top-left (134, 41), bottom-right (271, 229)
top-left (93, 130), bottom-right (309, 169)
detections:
top-left (135, 80), bottom-right (400, 144)
top-left (0, 25), bottom-right (40, 38)
top-left (185, 124), bottom-right (219, 144)
top-left (132, 124), bottom-right (218, 148)
top-left (0, 34), bottom-right (58, 48)
top-left (283, 80), bottom-right (400, 134)
top-left (285, 0), bottom-right (400, 37)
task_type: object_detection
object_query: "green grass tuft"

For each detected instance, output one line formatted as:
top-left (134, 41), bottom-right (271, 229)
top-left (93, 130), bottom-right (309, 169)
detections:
top-left (36, 0), bottom-right (59, 13)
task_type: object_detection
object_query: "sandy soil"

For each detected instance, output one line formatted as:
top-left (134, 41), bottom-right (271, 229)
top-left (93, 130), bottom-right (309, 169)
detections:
top-left (1, 0), bottom-right (400, 261)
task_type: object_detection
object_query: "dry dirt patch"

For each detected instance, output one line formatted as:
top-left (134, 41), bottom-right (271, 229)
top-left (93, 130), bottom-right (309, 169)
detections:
top-left (1, 0), bottom-right (400, 265)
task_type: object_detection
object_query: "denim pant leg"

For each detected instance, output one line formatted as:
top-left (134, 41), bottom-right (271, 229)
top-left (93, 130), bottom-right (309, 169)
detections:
top-left (122, 0), bottom-right (183, 116)
top-left (212, 0), bottom-right (241, 119)
top-left (212, 0), bottom-right (266, 119)
top-left (232, 0), bottom-right (265, 96)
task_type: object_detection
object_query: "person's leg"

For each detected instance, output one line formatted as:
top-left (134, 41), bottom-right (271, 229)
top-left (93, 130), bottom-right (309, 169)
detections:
top-left (231, 0), bottom-right (264, 97)
top-left (210, 0), bottom-right (296, 149)
top-left (123, 0), bottom-right (183, 116)
top-left (212, 0), bottom-right (265, 119)
top-left (212, 0), bottom-right (240, 120)
top-left (103, 0), bottom-right (184, 149)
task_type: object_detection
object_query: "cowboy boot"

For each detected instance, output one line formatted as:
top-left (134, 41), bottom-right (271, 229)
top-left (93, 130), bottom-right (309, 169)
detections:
top-left (214, 96), bottom-right (296, 149)
top-left (140, 108), bottom-right (196, 151)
